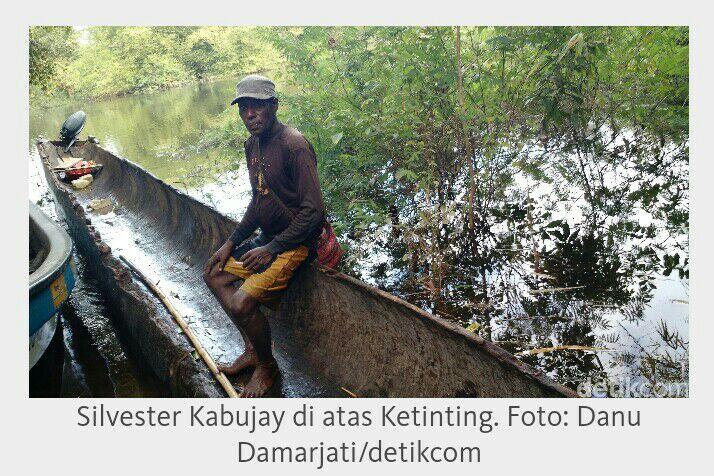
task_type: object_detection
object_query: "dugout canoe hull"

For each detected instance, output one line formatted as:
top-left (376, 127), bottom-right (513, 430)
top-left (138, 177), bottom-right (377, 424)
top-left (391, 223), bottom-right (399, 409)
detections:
top-left (37, 139), bottom-right (576, 398)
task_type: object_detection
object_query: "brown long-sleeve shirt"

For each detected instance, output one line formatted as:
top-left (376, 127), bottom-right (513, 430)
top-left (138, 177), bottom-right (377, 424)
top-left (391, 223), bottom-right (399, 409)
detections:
top-left (229, 120), bottom-right (326, 255)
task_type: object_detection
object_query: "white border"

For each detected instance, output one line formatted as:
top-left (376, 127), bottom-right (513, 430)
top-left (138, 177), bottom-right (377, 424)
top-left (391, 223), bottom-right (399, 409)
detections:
top-left (3, 2), bottom-right (710, 474)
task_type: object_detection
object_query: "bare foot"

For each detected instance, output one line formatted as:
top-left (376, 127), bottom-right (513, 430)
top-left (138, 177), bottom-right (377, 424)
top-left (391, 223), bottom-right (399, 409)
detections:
top-left (218, 349), bottom-right (259, 376)
top-left (240, 359), bottom-right (279, 397)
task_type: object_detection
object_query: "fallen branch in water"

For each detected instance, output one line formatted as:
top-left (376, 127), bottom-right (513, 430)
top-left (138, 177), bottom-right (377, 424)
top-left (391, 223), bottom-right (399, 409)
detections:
top-left (515, 345), bottom-right (609, 357)
top-left (340, 387), bottom-right (358, 397)
top-left (494, 314), bottom-right (568, 323)
top-left (529, 285), bottom-right (586, 294)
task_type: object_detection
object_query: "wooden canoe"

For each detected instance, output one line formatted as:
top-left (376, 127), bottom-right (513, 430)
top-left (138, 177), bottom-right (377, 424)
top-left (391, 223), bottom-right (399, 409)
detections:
top-left (37, 139), bottom-right (577, 398)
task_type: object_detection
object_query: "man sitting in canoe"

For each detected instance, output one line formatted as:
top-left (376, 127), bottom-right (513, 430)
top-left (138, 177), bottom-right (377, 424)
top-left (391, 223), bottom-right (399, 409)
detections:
top-left (203, 74), bottom-right (326, 397)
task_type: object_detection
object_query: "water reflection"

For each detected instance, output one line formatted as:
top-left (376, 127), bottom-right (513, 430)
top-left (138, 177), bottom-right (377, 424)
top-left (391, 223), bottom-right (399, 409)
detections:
top-left (30, 78), bottom-right (240, 184)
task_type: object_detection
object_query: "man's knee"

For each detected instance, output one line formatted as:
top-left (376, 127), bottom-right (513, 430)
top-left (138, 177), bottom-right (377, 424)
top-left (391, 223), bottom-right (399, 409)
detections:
top-left (203, 267), bottom-right (232, 290)
top-left (229, 292), bottom-right (258, 322)
top-left (203, 268), bottom-right (217, 289)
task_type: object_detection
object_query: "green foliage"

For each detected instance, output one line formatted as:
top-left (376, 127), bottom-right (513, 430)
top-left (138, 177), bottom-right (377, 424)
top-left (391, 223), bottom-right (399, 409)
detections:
top-left (32, 26), bottom-right (283, 100)
top-left (29, 26), bottom-right (77, 103)
top-left (264, 26), bottom-right (688, 286)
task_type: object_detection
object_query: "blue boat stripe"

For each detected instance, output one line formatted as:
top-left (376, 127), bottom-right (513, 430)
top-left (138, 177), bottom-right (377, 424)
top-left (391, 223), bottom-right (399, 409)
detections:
top-left (29, 258), bottom-right (76, 336)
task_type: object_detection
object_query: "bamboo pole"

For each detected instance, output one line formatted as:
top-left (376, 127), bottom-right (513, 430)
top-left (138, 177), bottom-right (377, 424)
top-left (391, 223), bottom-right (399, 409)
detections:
top-left (119, 255), bottom-right (240, 398)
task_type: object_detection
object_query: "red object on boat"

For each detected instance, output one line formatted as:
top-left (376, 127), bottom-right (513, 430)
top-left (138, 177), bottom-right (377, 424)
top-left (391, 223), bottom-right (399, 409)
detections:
top-left (63, 161), bottom-right (103, 180)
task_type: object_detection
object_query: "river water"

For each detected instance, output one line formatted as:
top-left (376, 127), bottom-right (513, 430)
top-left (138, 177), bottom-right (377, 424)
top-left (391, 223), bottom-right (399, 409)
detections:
top-left (29, 78), bottom-right (689, 397)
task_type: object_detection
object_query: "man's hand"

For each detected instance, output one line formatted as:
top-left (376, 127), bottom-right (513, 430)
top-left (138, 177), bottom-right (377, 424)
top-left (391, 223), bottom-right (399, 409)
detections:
top-left (240, 246), bottom-right (275, 272)
top-left (204, 240), bottom-right (234, 277)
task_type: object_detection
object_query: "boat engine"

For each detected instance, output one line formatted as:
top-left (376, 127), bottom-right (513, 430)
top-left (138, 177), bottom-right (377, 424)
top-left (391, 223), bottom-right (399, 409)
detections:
top-left (59, 110), bottom-right (87, 152)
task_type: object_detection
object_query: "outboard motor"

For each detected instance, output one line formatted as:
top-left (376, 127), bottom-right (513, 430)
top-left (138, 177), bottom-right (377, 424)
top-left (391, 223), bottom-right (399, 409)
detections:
top-left (59, 111), bottom-right (87, 152)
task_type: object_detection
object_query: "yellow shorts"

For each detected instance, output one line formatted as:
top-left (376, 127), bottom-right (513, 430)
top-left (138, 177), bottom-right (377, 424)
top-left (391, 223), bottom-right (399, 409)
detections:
top-left (222, 245), bottom-right (309, 307)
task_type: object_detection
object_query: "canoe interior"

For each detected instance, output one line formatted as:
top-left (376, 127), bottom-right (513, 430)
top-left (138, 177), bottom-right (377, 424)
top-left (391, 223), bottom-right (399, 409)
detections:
top-left (38, 140), bottom-right (576, 397)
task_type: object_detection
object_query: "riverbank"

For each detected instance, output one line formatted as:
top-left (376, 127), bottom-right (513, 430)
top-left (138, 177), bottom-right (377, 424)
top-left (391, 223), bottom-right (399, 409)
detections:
top-left (30, 71), bottom-right (277, 110)
top-left (31, 26), bottom-right (285, 104)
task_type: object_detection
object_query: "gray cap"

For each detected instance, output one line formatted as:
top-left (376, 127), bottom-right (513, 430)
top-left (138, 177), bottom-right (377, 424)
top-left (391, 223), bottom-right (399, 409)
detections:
top-left (230, 74), bottom-right (276, 105)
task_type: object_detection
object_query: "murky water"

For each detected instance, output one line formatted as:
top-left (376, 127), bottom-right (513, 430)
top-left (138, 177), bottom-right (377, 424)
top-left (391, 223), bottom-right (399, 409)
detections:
top-left (30, 78), bottom-right (689, 397)
top-left (60, 252), bottom-right (164, 397)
